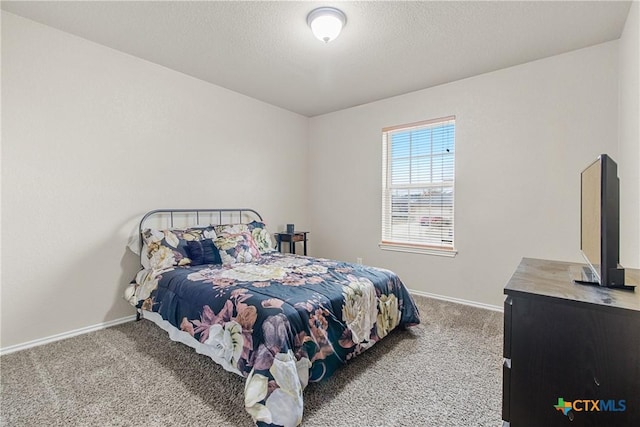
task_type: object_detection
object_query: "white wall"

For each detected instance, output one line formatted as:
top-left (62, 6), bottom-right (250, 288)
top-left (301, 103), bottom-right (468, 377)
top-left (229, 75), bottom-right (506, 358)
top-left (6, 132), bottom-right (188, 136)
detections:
top-left (308, 42), bottom-right (621, 307)
top-left (3, 7), bottom-right (637, 350)
top-left (619, 1), bottom-right (640, 269)
top-left (1, 13), bottom-right (309, 349)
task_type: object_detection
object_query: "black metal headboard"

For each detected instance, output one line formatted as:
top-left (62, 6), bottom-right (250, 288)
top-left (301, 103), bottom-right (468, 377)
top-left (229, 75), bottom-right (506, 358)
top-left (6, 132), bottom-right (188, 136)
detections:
top-left (138, 208), bottom-right (263, 250)
top-left (139, 208), bottom-right (263, 234)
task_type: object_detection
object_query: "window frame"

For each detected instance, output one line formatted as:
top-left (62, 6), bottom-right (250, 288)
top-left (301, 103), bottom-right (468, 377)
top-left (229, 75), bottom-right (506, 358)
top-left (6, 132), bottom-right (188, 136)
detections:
top-left (380, 116), bottom-right (457, 257)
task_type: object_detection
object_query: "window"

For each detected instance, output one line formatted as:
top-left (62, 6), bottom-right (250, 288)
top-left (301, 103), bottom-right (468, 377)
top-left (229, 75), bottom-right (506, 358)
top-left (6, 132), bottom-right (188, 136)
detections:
top-left (380, 116), bottom-right (456, 256)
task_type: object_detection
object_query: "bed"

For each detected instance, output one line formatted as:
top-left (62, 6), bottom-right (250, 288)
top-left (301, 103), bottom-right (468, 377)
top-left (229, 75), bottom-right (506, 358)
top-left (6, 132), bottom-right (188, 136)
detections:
top-left (125, 209), bottom-right (420, 427)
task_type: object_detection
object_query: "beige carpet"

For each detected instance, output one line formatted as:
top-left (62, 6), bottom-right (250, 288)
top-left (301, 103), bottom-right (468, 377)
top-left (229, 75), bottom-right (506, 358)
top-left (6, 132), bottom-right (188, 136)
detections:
top-left (0, 295), bottom-right (503, 426)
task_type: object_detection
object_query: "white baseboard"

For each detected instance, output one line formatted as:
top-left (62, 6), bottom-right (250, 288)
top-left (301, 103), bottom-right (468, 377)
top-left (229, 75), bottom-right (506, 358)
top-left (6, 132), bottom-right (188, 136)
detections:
top-left (409, 288), bottom-right (503, 312)
top-left (0, 315), bottom-right (137, 356)
top-left (1, 291), bottom-right (501, 356)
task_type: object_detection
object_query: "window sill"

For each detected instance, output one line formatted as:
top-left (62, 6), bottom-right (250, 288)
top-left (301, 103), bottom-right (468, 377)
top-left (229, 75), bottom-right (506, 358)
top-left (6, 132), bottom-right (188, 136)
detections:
top-left (379, 243), bottom-right (458, 258)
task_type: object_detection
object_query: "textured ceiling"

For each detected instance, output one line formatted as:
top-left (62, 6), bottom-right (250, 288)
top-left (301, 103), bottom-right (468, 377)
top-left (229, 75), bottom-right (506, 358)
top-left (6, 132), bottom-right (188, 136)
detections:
top-left (1, 1), bottom-right (632, 117)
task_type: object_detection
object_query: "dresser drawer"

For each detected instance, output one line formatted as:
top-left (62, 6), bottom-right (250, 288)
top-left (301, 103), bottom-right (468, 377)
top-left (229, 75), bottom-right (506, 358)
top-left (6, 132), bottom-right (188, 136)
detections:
top-left (503, 296), bottom-right (512, 359)
top-left (502, 358), bottom-right (511, 422)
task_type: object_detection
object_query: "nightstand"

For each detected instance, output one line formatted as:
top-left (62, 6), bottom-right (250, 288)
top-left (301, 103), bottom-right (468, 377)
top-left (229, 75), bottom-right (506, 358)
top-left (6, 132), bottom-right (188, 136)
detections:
top-left (274, 231), bottom-right (309, 255)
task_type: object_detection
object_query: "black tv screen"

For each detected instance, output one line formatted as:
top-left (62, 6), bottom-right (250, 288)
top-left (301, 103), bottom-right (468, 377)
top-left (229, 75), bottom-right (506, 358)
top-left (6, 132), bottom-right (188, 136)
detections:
top-left (580, 154), bottom-right (627, 287)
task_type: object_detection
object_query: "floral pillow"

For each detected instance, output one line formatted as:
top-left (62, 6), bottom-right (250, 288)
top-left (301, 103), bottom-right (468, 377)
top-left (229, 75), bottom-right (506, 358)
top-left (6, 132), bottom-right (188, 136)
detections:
top-left (214, 231), bottom-right (261, 265)
top-left (141, 227), bottom-right (216, 270)
top-left (214, 221), bottom-right (275, 254)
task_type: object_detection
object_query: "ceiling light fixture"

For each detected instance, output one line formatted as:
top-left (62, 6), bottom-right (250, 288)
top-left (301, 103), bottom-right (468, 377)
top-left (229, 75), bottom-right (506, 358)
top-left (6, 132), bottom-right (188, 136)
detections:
top-left (307, 7), bottom-right (347, 43)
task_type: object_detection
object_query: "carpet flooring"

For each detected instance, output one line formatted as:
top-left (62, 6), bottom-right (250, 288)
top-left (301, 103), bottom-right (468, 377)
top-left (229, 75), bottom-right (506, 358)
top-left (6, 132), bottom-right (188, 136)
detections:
top-left (0, 295), bottom-right (503, 426)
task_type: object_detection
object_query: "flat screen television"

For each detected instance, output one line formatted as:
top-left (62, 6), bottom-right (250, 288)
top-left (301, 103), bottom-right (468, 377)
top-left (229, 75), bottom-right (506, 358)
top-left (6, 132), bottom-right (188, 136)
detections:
top-left (578, 154), bottom-right (634, 290)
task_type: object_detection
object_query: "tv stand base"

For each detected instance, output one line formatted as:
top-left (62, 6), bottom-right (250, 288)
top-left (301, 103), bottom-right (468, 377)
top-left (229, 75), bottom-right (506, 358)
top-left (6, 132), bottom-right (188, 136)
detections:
top-left (573, 279), bottom-right (636, 291)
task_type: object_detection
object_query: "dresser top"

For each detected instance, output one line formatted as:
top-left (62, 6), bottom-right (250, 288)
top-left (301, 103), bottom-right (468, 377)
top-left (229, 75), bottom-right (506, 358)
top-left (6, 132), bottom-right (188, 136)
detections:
top-left (505, 258), bottom-right (640, 312)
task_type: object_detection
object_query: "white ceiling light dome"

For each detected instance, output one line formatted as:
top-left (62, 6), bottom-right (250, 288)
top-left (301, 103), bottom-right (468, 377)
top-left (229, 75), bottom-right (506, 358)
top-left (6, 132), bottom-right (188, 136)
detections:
top-left (307, 7), bottom-right (347, 43)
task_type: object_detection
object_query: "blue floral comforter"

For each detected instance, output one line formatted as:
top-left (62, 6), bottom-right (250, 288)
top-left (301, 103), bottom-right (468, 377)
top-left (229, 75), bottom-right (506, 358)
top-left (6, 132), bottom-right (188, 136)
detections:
top-left (126, 252), bottom-right (420, 427)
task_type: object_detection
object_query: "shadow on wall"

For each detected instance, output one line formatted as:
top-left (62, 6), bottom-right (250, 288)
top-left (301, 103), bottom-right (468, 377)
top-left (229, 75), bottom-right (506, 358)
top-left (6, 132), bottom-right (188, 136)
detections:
top-left (0, 213), bottom-right (151, 351)
top-left (104, 215), bottom-right (145, 324)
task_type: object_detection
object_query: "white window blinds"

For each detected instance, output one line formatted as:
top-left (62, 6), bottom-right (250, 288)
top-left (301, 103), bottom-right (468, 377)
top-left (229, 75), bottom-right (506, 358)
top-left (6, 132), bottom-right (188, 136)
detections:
top-left (381, 116), bottom-right (456, 255)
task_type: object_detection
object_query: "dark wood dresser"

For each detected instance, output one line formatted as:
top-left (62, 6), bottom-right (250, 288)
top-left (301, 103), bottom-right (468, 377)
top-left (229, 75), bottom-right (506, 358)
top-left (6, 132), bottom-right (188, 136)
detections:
top-left (503, 258), bottom-right (640, 426)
